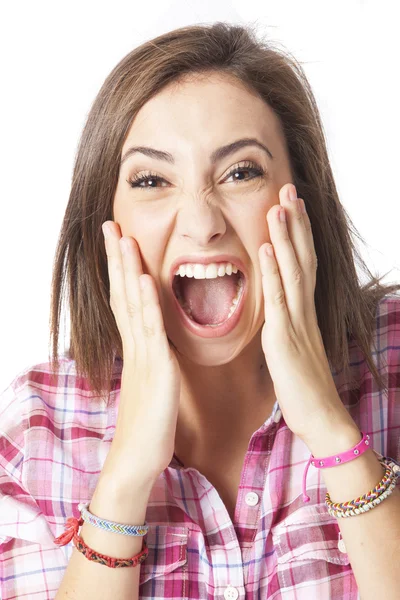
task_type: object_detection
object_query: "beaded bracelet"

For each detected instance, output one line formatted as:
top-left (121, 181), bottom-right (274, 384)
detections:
top-left (325, 456), bottom-right (400, 518)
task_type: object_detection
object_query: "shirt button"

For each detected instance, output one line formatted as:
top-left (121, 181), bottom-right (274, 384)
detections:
top-left (338, 538), bottom-right (347, 553)
top-left (273, 408), bottom-right (282, 423)
top-left (224, 585), bottom-right (239, 600)
top-left (245, 492), bottom-right (260, 507)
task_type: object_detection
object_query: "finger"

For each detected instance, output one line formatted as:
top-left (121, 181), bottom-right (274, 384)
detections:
top-left (259, 242), bottom-right (291, 335)
top-left (102, 222), bottom-right (136, 358)
top-left (119, 235), bottom-right (148, 356)
top-left (139, 274), bottom-right (170, 352)
top-left (282, 185), bottom-right (318, 319)
top-left (282, 188), bottom-right (310, 267)
top-left (297, 199), bottom-right (318, 318)
top-left (267, 203), bottom-right (305, 327)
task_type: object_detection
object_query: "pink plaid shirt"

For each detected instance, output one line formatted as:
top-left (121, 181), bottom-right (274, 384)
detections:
top-left (1, 295), bottom-right (400, 599)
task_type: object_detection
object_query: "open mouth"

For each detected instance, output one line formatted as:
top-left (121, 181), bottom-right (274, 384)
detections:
top-left (172, 268), bottom-right (245, 328)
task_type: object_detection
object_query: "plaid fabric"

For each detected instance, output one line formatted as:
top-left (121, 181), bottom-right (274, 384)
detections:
top-left (1, 295), bottom-right (399, 599)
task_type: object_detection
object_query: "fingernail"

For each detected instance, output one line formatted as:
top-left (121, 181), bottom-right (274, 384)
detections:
top-left (289, 185), bottom-right (297, 202)
top-left (120, 237), bottom-right (129, 254)
top-left (102, 223), bottom-right (111, 237)
top-left (265, 243), bottom-right (274, 257)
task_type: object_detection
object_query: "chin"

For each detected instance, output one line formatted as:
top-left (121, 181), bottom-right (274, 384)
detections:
top-left (166, 332), bottom-right (250, 367)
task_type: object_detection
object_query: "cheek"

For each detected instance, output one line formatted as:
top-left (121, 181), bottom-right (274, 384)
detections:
top-left (231, 199), bottom-right (273, 305)
top-left (114, 208), bottom-right (172, 275)
top-left (233, 199), bottom-right (273, 249)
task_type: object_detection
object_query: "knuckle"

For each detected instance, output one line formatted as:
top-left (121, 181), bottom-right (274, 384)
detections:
top-left (126, 301), bottom-right (141, 319)
top-left (143, 324), bottom-right (156, 338)
top-left (305, 249), bottom-right (318, 270)
top-left (294, 210), bottom-right (303, 223)
top-left (292, 265), bottom-right (303, 285)
top-left (273, 288), bottom-right (286, 306)
top-left (270, 264), bottom-right (280, 277)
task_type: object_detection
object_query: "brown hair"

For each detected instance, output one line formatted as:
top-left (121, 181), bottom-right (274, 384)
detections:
top-left (49, 21), bottom-right (400, 399)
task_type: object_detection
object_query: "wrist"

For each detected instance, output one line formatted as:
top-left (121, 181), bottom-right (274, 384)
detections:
top-left (98, 455), bottom-right (157, 500)
top-left (80, 479), bottom-right (149, 559)
top-left (299, 411), bottom-right (362, 458)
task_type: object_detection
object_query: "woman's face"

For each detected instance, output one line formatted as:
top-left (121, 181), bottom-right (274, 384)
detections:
top-left (113, 72), bottom-right (294, 366)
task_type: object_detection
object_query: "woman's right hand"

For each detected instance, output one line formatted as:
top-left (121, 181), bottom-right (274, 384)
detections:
top-left (100, 220), bottom-right (182, 486)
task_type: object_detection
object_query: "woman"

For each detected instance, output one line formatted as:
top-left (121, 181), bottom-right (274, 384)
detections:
top-left (1, 21), bottom-right (399, 600)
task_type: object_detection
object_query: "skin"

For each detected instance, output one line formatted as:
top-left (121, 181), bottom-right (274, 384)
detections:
top-left (113, 71), bottom-right (295, 464)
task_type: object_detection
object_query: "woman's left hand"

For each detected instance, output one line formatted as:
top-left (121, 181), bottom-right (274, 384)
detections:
top-left (259, 183), bottom-right (354, 445)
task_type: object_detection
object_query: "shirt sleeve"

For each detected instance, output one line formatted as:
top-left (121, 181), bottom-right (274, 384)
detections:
top-left (385, 296), bottom-right (400, 466)
top-left (0, 376), bottom-right (55, 547)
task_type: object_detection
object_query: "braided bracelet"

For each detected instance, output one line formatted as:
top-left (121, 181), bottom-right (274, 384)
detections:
top-left (72, 518), bottom-right (149, 568)
top-left (325, 456), bottom-right (400, 518)
top-left (54, 501), bottom-right (149, 568)
top-left (78, 502), bottom-right (149, 536)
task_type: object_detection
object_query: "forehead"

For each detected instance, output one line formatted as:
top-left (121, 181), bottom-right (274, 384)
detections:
top-left (123, 72), bottom-right (284, 152)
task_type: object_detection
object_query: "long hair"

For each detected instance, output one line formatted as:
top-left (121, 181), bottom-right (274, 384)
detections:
top-left (49, 21), bottom-right (400, 399)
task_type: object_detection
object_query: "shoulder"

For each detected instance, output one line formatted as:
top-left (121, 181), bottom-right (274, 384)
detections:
top-left (0, 353), bottom-right (93, 494)
top-left (0, 354), bottom-right (122, 549)
top-left (0, 354), bottom-right (125, 483)
top-left (367, 293), bottom-right (400, 460)
top-left (1, 353), bottom-right (122, 432)
top-left (373, 294), bottom-right (400, 376)
top-left (374, 292), bottom-right (400, 334)
top-left (336, 293), bottom-right (400, 463)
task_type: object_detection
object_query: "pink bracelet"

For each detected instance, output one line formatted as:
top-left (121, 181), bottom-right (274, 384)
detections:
top-left (302, 431), bottom-right (371, 502)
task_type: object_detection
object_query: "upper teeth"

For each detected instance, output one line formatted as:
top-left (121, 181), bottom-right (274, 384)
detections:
top-left (175, 262), bottom-right (239, 279)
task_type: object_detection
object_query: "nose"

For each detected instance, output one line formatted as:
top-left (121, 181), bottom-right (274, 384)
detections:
top-left (176, 196), bottom-right (227, 247)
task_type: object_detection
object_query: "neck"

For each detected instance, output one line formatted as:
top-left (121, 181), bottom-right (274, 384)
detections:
top-left (174, 330), bottom-right (276, 460)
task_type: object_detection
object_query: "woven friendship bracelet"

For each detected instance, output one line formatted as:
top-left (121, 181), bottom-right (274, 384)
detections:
top-left (325, 457), bottom-right (400, 518)
top-left (78, 502), bottom-right (149, 536)
top-left (327, 479), bottom-right (398, 518)
top-left (326, 460), bottom-right (393, 510)
top-left (72, 523), bottom-right (149, 568)
top-left (54, 503), bottom-right (150, 568)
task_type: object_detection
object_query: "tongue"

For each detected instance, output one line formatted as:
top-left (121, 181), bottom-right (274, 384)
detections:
top-left (179, 274), bottom-right (239, 325)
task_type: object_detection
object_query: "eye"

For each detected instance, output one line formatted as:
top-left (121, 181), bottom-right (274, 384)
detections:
top-left (224, 160), bottom-right (265, 183)
top-left (126, 160), bottom-right (266, 191)
top-left (127, 171), bottom-right (169, 190)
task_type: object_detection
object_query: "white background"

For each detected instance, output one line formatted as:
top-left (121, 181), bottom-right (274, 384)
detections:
top-left (1, 0), bottom-right (399, 393)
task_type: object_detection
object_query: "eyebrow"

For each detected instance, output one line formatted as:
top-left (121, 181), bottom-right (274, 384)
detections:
top-left (120, 137), bottom-right (274, 167)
